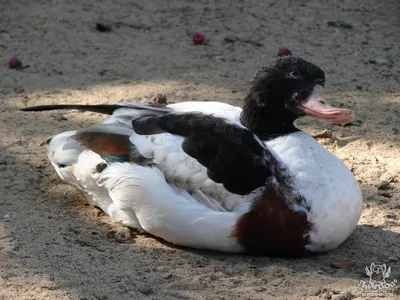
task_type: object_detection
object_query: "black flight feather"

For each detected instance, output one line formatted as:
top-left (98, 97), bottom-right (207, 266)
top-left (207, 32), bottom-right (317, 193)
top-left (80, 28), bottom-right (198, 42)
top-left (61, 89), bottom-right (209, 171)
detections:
top-left (20, 103), bottom-right (171, 115)
top-left (133, 112), bottom-right (273, 195)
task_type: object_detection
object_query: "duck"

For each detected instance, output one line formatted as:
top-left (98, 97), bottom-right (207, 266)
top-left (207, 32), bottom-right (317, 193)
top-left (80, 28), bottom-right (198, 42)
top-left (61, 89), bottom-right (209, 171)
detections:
top-left (21, 56), bottom-right (363, 257)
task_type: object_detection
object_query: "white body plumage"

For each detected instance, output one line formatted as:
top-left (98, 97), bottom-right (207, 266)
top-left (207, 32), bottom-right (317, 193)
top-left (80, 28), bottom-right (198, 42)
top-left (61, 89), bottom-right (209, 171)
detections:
top-left (46, 101), bottom-right (362, 253)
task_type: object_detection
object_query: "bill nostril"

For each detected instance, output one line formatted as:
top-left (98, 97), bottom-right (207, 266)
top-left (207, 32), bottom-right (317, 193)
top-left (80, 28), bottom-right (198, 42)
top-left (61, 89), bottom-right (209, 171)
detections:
top-left (319, 100), bottom-right (326, 105)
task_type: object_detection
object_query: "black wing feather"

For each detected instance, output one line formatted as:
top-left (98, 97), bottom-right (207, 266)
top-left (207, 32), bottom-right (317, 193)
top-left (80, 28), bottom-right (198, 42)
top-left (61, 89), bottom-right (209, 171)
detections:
top-left (133, 112), bottom-right (273, 195)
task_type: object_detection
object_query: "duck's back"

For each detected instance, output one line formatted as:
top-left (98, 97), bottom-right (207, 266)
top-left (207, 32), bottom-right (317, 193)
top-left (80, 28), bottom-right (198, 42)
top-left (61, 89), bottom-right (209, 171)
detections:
top-left (167, 101), bottom-right (242, 122)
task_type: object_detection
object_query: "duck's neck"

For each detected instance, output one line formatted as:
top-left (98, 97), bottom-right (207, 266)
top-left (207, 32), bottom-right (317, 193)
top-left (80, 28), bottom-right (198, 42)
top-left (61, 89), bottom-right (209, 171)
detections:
top-left (239, 97), bottom-right (299, 141)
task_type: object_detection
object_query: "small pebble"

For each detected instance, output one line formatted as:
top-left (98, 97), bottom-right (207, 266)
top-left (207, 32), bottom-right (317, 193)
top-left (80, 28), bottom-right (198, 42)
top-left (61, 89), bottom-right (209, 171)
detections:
top-left (312, 129), bottom-right (333, 139)
top-left (368, 58), bottom-right (390, 65)
top-left (99, 69), bottom-right (108, 76)
top-left (324, 294), bottom-right (332, 300)
top-left (8, 57), bottom-right (22, 69)
top-left (54, 115), bottom-right (68, 122)
top-left (96, 22), bottom-right (112, 32)
top-left (380, 173), bottom-right (396, 182)
top-left (377, 180), bottom-right (390, 190)
top-left (224, 36), bottom-right (239, 43)
top-left (92, 292), bottom-right (107, 300)
top-left (163, 273), bottom-right (173, 279)
top-left (330, 260), bottom-right (351, 269)
top-left (313, 289), bottom-right (322, 296)
top-left (327, 20), bottom-right (353, 29)
top-left (338, 292), bottom-right (355, 300)
top-left (3, 213), bottom-right (9, 222)
top-left (138, 286), bottom-right (152, 295)
top-left (149, 93), bottom-right (168, 104)
top-left (106, 228), bottom-right (135, 243)
top-left (195, 259), bottom-right (207, 267)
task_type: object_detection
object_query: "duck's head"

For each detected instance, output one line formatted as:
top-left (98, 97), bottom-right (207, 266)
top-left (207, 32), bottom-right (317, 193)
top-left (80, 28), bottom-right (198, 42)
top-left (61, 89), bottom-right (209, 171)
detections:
top-left (241, 56), bottom-right (355, 137)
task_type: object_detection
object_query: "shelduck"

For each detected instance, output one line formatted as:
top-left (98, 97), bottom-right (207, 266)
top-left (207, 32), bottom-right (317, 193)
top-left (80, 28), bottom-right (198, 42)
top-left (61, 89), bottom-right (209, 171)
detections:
top-left (21, 56), bottom-right (363, 256)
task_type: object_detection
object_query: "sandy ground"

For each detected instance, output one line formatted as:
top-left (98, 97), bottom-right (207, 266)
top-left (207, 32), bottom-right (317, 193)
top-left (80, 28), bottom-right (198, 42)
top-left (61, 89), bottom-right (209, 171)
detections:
top-left (1, 1), bottom-right (399, 299)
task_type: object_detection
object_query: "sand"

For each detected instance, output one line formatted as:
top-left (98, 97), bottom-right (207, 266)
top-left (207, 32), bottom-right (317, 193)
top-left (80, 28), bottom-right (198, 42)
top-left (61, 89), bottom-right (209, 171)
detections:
top-left (0, 0), bottom-right (399, 299)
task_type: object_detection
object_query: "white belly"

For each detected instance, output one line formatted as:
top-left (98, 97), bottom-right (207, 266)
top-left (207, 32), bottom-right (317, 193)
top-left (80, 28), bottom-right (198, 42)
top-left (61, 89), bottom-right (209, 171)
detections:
top-left (266, 131), bottom-right (363, 251)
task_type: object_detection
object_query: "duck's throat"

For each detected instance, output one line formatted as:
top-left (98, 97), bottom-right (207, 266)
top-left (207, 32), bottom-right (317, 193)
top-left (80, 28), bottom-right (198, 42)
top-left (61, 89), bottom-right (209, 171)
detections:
top-left (240, 105), bottom-right (299, 141)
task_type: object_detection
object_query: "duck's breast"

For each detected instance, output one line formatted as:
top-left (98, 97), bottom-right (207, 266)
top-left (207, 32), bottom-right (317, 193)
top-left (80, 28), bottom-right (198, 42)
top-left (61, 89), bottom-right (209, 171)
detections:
top-left (266, 131), bottom-right (363, 252)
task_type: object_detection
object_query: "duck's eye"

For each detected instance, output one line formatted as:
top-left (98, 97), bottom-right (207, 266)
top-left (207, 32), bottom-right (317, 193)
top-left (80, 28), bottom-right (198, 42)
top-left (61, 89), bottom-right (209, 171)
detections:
top-left (288, 70), bottom-right (302, 79)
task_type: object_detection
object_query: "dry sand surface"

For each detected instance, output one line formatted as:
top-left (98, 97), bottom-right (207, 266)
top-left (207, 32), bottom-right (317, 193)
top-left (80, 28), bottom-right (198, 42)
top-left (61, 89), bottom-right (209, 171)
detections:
top-left (1, 1), bottom-right (399, 299)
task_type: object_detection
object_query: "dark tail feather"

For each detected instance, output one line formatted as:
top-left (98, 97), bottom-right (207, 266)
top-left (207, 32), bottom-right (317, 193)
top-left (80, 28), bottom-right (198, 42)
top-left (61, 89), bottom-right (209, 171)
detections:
top-left (20, 103), bottom-right (171, 115)
top-left (20, 104), bottom-right (122, 115)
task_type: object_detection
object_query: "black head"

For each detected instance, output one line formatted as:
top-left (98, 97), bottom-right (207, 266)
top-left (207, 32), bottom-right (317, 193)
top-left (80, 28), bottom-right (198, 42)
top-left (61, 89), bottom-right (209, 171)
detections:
top-left (247, 56), bottom-right (325, 120)
top-left (241, 56), bottom-right (354, 139)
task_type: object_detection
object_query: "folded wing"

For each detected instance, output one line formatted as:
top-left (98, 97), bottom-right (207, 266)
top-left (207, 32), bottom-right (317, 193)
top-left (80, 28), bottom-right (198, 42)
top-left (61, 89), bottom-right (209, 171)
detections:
top-left (132, 112), bottom-right (273, 195)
